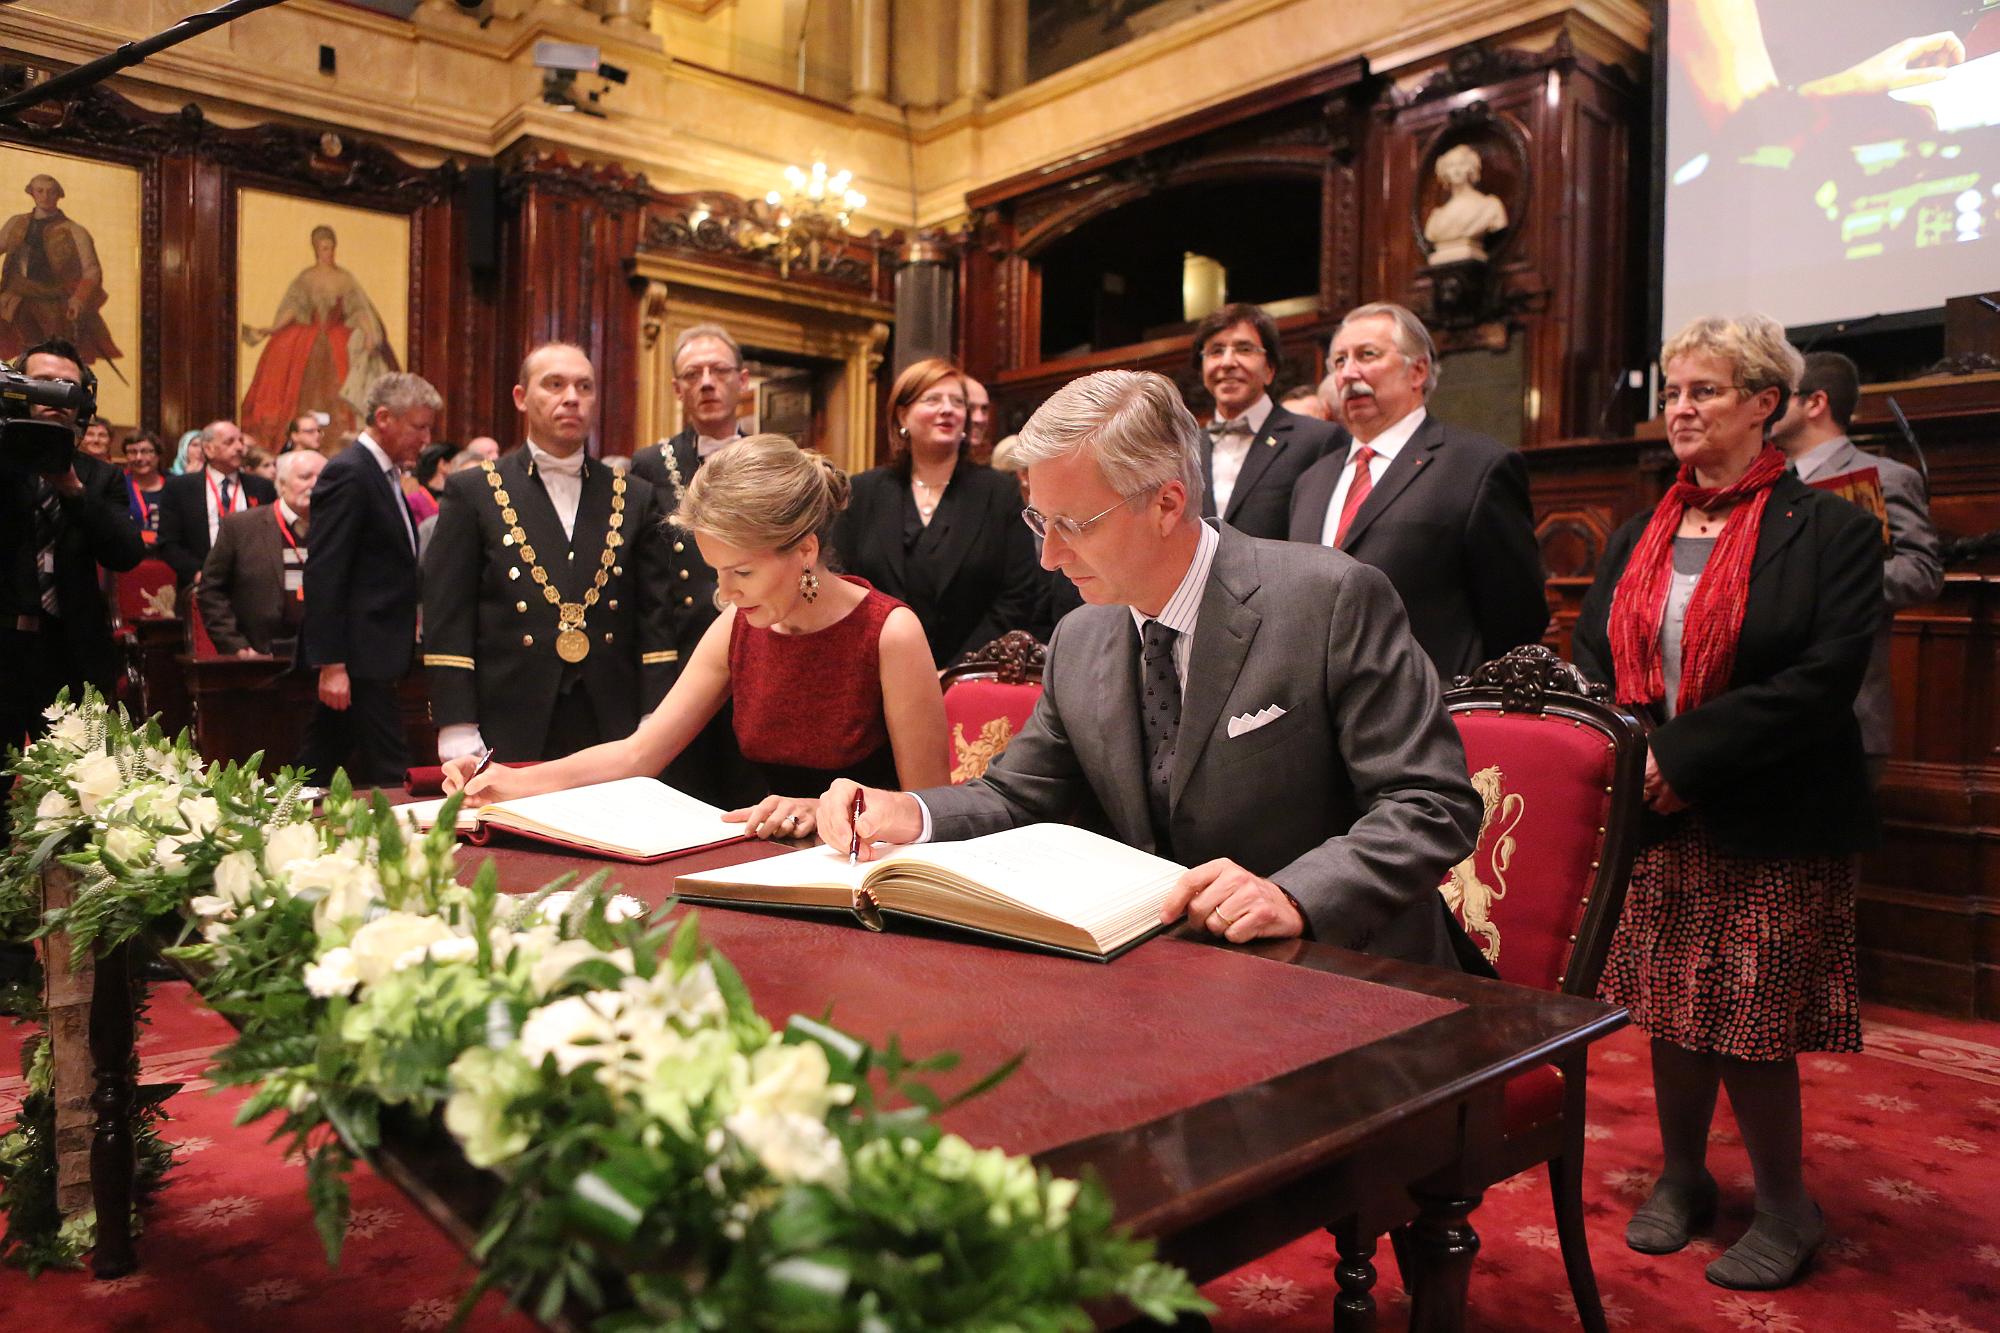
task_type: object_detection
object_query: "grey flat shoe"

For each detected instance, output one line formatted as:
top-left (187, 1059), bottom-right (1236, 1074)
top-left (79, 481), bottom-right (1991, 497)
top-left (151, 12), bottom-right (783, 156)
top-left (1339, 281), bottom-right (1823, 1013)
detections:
top-left (1705, 1206), bottom-right (1825, 1290)
top-left (1625, 1173), bottom-right (1719, 1254)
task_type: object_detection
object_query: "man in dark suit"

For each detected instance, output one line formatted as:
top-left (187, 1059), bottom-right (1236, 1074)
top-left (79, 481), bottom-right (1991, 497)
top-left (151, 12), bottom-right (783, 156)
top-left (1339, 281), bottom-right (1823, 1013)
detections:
top-left (1192, 302), bottom-right (1341, 539)
top-left (154, 418), bottom-right (275, 585)
top-left (629, 323), bottom-right (750, 801)
top-left (298, 373), bottom-right (439, 786)
top-left (1, 338), bottom-right (145, 836)
top-left (424, 342), bottom-right (678, 765)
top-left (1288, 302), bottom-right (1547, 679)
top-left (197, 447), bottom-right (323, 657)
top-left (1771, 349), bottom-right (1943, 780)
top-left (819, 369), bottom-right (1486, 971)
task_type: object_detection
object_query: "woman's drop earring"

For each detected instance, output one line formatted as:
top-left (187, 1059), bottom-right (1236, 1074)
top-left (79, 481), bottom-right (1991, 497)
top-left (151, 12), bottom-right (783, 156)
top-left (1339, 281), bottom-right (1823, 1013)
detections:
top-left (798, 569), bottom-right (820, 603)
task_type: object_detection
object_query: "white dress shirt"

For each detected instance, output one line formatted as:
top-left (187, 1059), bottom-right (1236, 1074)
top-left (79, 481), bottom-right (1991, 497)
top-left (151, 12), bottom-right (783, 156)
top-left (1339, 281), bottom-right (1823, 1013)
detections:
top-left (1208, 394), bottom-right (1273, 518)
top-left (1318, 406), bottom-right (1428, 548)
top-left (697, 433), bottom-right (736, 459)
top-left (355, 432), bottom-right (418, 552)
top-left (526, 438), bottom-right (585, 539)
top-left (205, 466), bottom-right (250, 544)
top-left (912, 520), bottom-right (1221, 841)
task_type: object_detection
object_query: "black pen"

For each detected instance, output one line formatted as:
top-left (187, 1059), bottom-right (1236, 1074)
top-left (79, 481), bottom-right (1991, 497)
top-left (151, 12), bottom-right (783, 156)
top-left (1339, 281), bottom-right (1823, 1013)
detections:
top-left (466, 749), bottom-right (496, 791)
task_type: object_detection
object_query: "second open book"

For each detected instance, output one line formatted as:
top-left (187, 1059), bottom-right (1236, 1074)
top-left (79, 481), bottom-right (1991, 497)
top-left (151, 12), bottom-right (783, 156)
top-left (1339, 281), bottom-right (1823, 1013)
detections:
top-left (676, 823), bottom-right (1186, 961)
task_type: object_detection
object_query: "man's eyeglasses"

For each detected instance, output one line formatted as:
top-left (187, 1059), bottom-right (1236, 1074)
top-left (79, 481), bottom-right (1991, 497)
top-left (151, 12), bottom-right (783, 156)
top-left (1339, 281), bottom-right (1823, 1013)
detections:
top-left (1200, 340), bottom-right (1267, 362)
top-left (1657, 381), bottom-right (1741, 411)
top-left (1022, 489), bottom-right (1151, 542)
top-left (675, 363), bottom-right (741, 387)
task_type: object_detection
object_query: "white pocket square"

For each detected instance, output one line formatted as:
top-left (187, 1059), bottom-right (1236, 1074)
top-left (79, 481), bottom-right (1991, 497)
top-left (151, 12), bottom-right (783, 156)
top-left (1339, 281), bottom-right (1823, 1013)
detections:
top-left (1227, 705), bottom-right (1287, 739)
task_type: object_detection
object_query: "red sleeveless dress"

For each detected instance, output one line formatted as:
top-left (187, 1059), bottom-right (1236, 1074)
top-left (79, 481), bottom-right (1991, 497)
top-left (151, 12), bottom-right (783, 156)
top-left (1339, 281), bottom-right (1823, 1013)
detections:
top-left (728, 577), bottom-right (904, 796)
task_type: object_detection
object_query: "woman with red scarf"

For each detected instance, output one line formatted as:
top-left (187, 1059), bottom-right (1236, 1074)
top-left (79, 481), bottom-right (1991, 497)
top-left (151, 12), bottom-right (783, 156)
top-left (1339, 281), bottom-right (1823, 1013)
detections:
top-left (1572, 314), bottom-right (1881, 1292)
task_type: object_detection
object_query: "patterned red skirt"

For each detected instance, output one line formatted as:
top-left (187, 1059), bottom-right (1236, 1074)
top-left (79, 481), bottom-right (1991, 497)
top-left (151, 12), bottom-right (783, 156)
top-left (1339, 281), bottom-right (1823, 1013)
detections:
top-left (1598, 816), bottom-right (1860, 1059)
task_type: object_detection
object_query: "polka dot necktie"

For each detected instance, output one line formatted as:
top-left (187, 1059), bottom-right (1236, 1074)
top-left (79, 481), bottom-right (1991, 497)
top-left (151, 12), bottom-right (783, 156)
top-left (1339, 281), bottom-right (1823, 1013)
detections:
top-left (1139, 619), bottom-right (1181, 856)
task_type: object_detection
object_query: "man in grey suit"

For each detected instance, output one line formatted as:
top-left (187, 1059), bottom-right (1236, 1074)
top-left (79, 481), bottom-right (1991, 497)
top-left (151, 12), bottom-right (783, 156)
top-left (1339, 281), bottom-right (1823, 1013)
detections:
top-left (817, 370), bottom-right (1485, 970)
top-left (1287, 303), bottom-right (1547, 678)
top-left (1772, 350), bottom-right (1943, 779)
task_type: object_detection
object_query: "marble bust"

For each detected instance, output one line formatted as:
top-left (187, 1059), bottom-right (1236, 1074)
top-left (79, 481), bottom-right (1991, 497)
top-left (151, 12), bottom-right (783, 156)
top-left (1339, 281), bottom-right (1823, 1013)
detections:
top-left (1423, 143), bottom-right (1509, 265)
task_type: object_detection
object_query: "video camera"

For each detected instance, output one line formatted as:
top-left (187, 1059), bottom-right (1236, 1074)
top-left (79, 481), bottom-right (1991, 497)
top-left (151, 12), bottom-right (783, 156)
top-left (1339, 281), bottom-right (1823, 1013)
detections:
top-left (0, 363), bottom-right (95, 474)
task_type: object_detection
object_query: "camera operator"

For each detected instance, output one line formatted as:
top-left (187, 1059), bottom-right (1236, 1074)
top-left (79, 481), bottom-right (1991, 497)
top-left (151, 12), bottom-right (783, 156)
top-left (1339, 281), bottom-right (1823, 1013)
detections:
top-left (2, 337), bottom-right (145, 840)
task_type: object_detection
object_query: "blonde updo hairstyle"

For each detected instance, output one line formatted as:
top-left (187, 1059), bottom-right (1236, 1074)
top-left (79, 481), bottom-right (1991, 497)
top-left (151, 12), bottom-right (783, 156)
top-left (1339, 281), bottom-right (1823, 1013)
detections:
top-left (1660, 313), bottom-right (1803, 432)
top-left (673, 433), bottom-right (850, 563)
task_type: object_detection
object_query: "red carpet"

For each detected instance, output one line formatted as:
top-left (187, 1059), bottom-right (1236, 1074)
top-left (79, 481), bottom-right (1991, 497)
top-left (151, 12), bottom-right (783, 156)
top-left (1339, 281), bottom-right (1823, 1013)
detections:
top-left (3, 988), bottom-right (1996, 1331)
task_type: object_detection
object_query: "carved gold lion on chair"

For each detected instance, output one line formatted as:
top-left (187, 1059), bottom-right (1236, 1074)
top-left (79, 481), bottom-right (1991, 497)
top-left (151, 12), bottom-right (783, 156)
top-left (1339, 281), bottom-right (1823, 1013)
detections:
top-left (951, 716), bottom-right (1015, 783)
top-left (1440, 764), bottom-right (1525, 965)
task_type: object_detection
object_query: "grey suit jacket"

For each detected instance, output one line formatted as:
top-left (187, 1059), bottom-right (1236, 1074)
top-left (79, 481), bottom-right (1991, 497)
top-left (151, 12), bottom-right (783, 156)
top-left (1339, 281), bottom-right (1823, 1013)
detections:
top-left (919, 524), bottom-right (1483, 968)
top-left (1803, 438), bottom-right (1944, 757)
top-left (197, 505), bottom-right (296, 655)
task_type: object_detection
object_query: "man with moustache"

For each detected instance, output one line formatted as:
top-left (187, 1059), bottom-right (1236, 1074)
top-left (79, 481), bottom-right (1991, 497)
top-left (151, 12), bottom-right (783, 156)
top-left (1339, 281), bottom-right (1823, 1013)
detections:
top-left (1191, 302), bottom-right (1342, 539)
top-left (298, 373), bottom-right (440, 786)
top-left (1288, 302), bottom-right (1546, 678)
top-left (198, 447), bottom-right (324, 657)
top-left (630, 323), bottom-right (752, 800)
top-left (155, 418), bottom-right (275, 585)
top-left (425, 342), bottom-right (677, 764)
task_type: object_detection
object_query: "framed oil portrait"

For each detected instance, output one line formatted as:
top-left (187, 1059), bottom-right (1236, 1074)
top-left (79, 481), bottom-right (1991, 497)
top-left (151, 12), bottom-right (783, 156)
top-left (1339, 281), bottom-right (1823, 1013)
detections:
top-left (234, 188), bottom-right (409, 449)
top-left (0, 144), bottom-right (143, 429)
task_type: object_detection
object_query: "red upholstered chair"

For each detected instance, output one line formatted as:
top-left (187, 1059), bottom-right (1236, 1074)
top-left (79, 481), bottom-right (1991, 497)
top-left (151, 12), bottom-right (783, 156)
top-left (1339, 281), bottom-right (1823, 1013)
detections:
top-left (1399, 644), bottom-right (1645, 1331)
top-left (114, 558), bottom-right (179, 624)
top-left (938, 631), bottom-right (1046, 784)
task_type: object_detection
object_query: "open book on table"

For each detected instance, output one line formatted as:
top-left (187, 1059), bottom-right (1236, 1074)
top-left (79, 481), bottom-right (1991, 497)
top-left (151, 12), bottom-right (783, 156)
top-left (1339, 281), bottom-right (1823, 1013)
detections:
top-left (394, 776), bottom-right (746, 863)
top-left (674, 823), bottom-right (1186, 961)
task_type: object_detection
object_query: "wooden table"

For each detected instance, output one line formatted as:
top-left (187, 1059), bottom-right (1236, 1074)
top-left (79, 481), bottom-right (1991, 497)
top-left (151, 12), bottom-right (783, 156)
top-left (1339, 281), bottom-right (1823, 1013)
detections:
top-left (471, 840), bottom-right (1628, 1332)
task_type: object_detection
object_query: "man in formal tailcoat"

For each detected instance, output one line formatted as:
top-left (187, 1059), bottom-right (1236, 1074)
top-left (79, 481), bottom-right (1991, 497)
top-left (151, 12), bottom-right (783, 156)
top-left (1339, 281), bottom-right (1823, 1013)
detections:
top-left (1771, 349), bottom-right (1943, 779)
top-left (1288, 302), bottom-right (1547, 679)
top-left (198, 447), bottom-right (323, 657)
top-left (424, 342), bottom-right (676, 764)
top-left (155, 419), bottom-right (276, 585)
top-left (1191, 302), bottom-right (1342, 540)
top-left (297, 373), bottom-right (438, 786)
top-left (818, 369), bottom-right (1488, 971)
top-left (628, 323), bottom-right (752, 800)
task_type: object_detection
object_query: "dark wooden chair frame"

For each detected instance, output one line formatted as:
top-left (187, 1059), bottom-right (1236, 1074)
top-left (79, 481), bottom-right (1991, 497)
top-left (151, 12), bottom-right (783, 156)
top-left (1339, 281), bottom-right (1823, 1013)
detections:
top-left (938, 629), bottom-right (1047, 687)
top-left (1382, 644), bottom-right (1647, 1332)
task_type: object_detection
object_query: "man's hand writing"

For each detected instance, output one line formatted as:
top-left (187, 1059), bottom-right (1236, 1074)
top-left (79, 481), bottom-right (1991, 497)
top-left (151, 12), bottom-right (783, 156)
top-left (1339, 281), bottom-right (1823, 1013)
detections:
top-left (814, 780), bottom-right (921, 860)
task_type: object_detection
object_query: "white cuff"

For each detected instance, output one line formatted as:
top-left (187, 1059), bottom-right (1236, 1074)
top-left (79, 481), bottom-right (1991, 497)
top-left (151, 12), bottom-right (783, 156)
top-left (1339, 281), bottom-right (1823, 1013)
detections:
top-left (437, 723), bottom-right (487, 762)
top-left (912, 793), bottom-right (934, 844)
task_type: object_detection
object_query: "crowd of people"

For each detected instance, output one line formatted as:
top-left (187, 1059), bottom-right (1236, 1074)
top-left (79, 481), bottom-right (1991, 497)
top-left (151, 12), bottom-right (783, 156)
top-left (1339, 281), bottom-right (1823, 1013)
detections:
top-left (1, 291), bottom-right (1943, 1295)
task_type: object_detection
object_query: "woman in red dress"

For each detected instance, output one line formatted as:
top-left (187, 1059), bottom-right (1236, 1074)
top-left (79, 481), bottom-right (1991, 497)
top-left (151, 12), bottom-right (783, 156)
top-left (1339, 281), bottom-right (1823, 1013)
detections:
top-left (238, 226), bottom-right (397, 447)
top-left (444, 435), bottom-right (950, 840)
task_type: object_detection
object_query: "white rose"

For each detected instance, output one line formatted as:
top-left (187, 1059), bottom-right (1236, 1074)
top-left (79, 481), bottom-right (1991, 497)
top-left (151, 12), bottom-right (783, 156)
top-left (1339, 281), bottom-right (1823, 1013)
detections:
top-left (71, 753), bottom-right (123, 815)
top-left (262, 821), bottom-right (321, 877)
top-left (101, 824), bottom-right (153, 866)
top-left (213, 850), bottom-right (260, 904)
top-left (35, 790), bottom-right (78, 826)
top-left (606, 894), bottom-right (647, 922)
top-left (189, 894), bottom-right (234, 920)
top-left (293, 853), bottom-right (384, 930)
top-left (304, 947), bottom-right (360, 998)
top-left (202, 919), bottom-right (231, 943)
top-left (177, 795), bottom-right (222, 835)
top-left (427, 935), bottom-right (479, 966)
top-left (530, 939), bottom-right (633, 997)
top-left (156, 833), bottom-right (191, 871)
top-left (347, 912), bottom-right (456, 987)
top-left (519, 993), bottom-right (623, 1075)
top-left (534, 891), bottom-right (577, 924)
top-left (737, 1041), bottom-right (851, 1122)
top-left (724, 1108), bottom-right (846, 1187)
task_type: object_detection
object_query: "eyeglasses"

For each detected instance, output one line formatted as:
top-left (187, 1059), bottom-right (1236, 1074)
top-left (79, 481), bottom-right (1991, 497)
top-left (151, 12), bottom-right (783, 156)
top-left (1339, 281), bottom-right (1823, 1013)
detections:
top-left (1022, 489), bottom-right (1151, 542)
top-left (1657, 381), bottom-right (1741, 411)
top-left (912, 391), bottom-right (966, 411)
top-left (675, 362), bottom-right (741, 387)
top-left (1200, 340), bottom-right (1267, 362)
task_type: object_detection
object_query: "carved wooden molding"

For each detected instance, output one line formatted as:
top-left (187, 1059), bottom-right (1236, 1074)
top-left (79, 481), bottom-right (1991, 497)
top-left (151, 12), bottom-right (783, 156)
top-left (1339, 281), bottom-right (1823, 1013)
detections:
top-left (501, 147), bottom-right (653, 209)
top-left (1451, 643), bottom-right (1609, 706)
top-left (943, 629), bottom-right (1048, 684)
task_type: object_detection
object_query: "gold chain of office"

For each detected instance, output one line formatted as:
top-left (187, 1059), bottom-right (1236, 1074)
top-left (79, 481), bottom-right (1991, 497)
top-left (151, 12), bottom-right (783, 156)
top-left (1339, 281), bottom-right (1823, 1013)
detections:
top-left (482, 461), bottom-right (626, 664)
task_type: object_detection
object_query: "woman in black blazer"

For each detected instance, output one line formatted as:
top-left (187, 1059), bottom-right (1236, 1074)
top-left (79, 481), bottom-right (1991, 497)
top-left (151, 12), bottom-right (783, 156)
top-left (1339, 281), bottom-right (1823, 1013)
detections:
top-left (834, 357), bottom-right (1043, 666)
top-left (1571, 314), bottom-right (1881, 1292)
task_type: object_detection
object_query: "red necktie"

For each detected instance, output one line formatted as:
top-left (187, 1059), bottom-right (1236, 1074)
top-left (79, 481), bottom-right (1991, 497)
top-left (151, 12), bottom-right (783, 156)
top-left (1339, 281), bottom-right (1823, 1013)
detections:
top-left (1332, 446), bottom-right (1377, 546)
